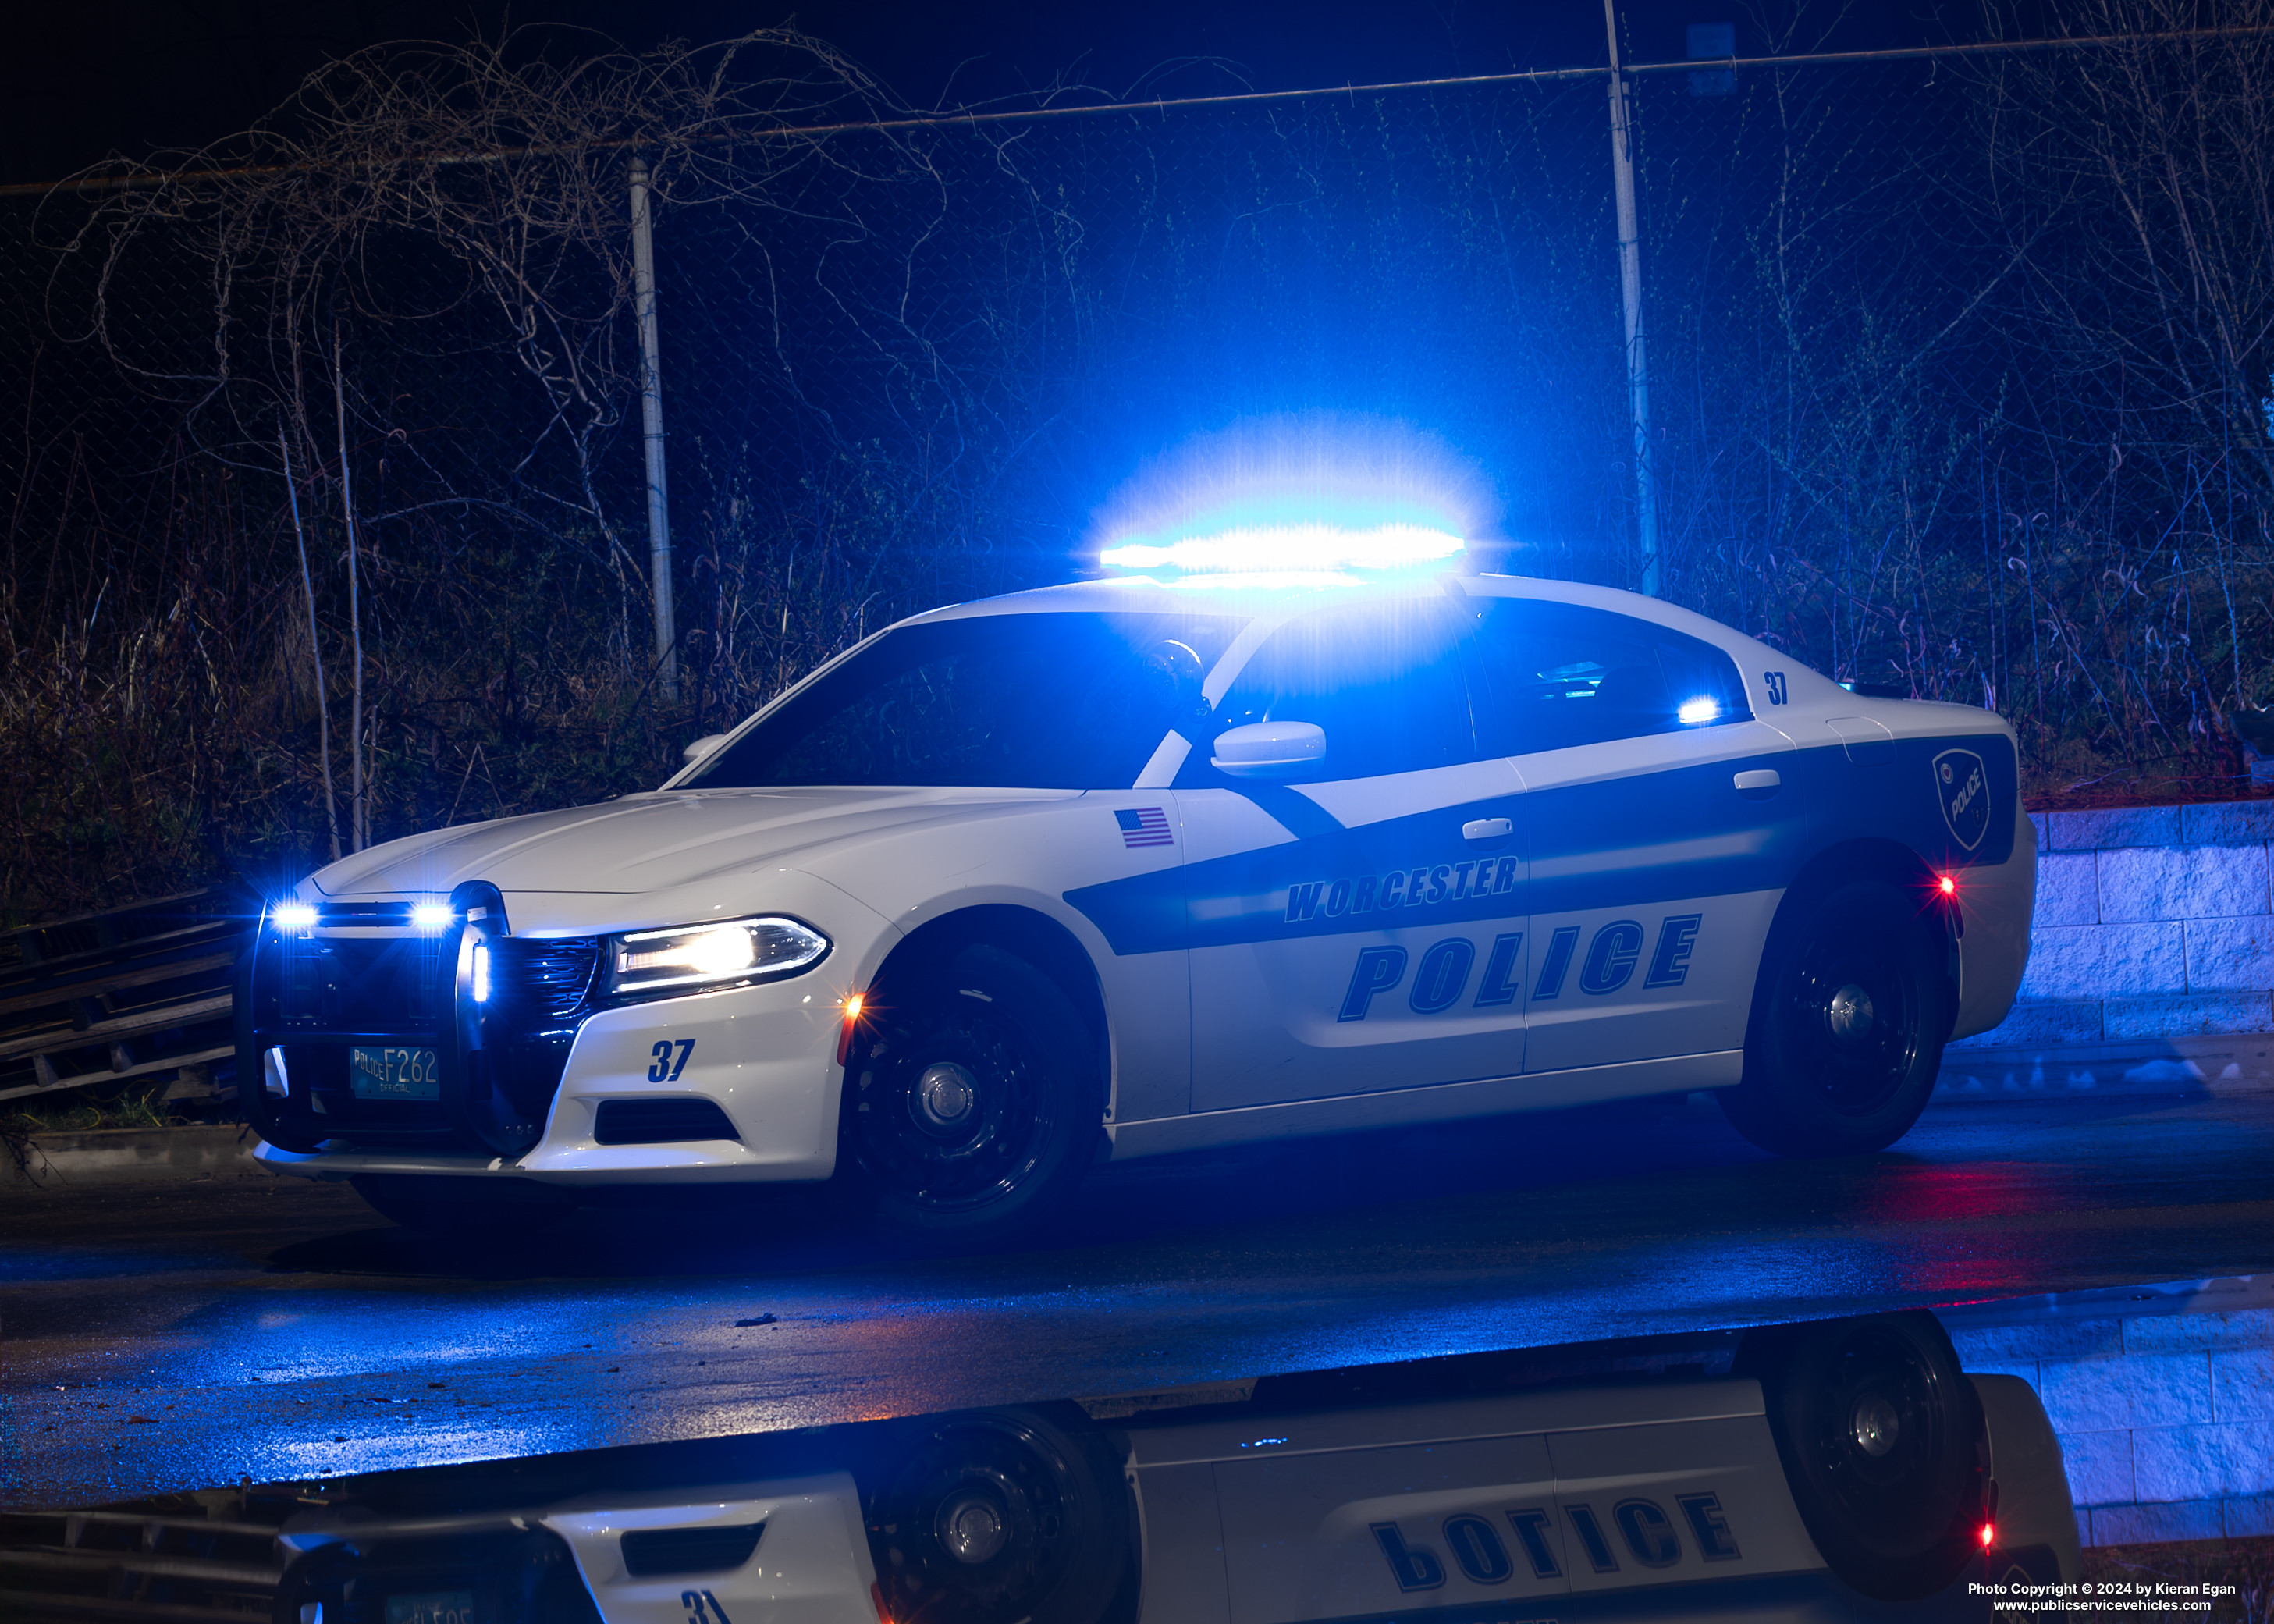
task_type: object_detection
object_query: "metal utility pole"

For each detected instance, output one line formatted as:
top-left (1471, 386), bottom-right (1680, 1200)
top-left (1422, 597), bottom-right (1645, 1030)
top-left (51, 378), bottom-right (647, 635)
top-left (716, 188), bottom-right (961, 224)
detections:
top-left (629, 155), bottom-right (678, 701)
top-left (1603, 0), bottom-right (1661, 596)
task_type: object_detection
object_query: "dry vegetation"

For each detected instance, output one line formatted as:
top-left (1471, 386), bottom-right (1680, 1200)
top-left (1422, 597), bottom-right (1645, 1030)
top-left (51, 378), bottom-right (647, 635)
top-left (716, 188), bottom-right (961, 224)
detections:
top-left (2, 2), bottom-right (2271, 921)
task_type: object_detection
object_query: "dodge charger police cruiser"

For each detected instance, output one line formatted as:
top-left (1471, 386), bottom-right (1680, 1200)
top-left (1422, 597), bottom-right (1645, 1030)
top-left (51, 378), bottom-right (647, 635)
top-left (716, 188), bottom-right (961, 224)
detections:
top-left (259, 1311), bottom-right (2077, 1623)
top-left (239, 544), bottom-right (2036, 1240)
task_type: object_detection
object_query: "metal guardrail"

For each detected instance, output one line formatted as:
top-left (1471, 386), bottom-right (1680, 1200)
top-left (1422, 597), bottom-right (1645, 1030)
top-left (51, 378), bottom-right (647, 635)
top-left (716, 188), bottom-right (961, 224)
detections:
top-left (0, 890), bottom-right (254, 1109)
top-left (0, 1505), bottom-right (283, 1622)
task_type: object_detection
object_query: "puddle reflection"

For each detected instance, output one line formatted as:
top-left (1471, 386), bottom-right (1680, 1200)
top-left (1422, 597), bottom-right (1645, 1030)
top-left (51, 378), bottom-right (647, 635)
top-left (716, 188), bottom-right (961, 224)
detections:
top-left (4, 1309), bottom-right (2077, 1622)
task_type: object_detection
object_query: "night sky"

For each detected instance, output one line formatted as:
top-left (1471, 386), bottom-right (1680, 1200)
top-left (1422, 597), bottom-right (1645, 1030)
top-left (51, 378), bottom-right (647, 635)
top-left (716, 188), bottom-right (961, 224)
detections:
top-left (2, 1), bottom-right (2019, 187)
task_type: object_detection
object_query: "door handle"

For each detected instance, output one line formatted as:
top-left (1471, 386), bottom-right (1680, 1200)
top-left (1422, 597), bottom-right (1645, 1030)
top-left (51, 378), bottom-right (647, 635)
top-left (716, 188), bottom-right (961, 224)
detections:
top-left (1462, 817), bottom-right (1514, 840)
top-left (1733, 769), bottom-right (1781, 798)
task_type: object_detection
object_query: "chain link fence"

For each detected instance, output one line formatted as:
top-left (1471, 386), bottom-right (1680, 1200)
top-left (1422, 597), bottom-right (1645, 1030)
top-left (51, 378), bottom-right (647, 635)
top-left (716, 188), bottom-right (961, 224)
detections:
top-left (3, 13), bottom-right (2270, 923)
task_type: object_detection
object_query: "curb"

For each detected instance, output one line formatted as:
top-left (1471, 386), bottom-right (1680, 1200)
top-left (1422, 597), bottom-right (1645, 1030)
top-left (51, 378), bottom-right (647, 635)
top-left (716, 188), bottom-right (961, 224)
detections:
top-left (6, 1035), bottom-right (2269, 1194)
top-left (1939, 1276), bottom-right (2274, 1548)
top-left (2, 1124), bottom-right (272, 1197)
top-left (1934, 1032), bottom-right (2274, 1104)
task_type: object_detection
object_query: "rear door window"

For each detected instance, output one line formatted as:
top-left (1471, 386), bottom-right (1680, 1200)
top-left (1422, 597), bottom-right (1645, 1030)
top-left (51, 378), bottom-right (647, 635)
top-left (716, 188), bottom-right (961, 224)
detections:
top-left (1463, 597), bottom-right (1751, 757)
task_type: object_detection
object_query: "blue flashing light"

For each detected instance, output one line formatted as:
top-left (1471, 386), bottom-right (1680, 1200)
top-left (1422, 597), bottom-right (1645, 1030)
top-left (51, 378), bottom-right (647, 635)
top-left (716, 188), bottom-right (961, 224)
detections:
top-left (1677, 697), bottom-right (1722, 726)
top-left (1091, 415), bottom-right (1492, 586)
top-left (1158, 569), bottom-right (1366, 592)
top-left (410, 902), bottom-right (454, 931)
top-left (1103, 521), bottom-right (1464, 579)
top-left (471, 940), bottom-right (492, 1004)
top-left (272, 902), bottom-right (318, 930)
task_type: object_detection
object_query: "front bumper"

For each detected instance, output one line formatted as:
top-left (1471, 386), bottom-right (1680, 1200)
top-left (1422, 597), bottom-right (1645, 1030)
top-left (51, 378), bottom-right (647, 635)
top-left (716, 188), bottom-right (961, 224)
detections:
top-left (243, 898), bottom-right (858, 1185)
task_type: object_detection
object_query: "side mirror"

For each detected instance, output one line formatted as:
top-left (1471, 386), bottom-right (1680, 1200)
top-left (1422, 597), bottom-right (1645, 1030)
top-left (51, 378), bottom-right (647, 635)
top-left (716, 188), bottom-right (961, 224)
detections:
top-left (1211, 720), bottom-right (1327, 780)
top-left (682, 734), bottom-right (730, 763)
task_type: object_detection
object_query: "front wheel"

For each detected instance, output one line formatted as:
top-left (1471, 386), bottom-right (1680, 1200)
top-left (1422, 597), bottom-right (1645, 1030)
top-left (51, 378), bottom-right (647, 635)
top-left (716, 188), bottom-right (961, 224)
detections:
top-left (1720, 880), bottom-right (1949, 1157)
top-left (867, 1405), bottom-right (1133, 1624)
top-left (841, 943), bottom-right (1103, 1248)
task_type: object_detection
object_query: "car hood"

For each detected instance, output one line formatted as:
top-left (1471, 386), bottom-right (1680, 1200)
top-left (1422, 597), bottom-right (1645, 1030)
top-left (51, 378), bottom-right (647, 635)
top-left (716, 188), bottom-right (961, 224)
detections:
top-left (308, 787), bottom-right (1075, 899)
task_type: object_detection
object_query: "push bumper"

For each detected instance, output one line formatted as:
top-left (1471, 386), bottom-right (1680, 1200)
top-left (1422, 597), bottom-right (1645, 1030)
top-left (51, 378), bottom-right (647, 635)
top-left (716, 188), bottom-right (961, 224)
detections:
top-left (252, 945), bottom-right (858, 1185)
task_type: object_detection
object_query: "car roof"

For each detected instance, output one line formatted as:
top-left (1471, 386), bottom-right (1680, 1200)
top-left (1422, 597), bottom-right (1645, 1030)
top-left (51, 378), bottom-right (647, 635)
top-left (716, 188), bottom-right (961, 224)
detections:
top-left (902, 571), bottom-right (1765, 656)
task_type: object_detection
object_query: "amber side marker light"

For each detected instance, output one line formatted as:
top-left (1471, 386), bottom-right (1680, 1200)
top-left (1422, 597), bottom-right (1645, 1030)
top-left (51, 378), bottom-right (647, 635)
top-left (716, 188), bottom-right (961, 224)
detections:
top-left (837, 993), bottom-right (868, 1068)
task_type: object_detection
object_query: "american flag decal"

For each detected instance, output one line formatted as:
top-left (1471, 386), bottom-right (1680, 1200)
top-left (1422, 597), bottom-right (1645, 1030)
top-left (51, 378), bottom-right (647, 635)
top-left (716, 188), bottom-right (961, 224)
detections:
top-left (1116, 807), bottom-right (1173, 849)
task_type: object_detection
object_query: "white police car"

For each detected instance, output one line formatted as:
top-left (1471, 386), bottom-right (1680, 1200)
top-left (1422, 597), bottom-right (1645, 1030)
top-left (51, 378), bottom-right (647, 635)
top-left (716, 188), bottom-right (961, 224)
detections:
top-left (240, 560), bottom-right (2035, 1240)
top-left (263, 1312), bottom-right (2078, 1622)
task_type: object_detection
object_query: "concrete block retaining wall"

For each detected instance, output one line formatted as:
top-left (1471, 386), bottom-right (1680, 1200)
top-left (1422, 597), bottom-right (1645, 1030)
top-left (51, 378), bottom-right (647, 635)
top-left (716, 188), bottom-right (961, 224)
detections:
top-left (1945, 1278), bottom-right (2274, 1547)
top-left (1953, 801), bottom-right (2274, 1053)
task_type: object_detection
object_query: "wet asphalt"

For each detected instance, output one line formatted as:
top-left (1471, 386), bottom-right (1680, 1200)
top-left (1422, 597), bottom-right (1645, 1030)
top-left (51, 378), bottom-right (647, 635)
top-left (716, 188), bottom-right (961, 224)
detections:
top-left (6, 1087), bottom-right (2274, 1509)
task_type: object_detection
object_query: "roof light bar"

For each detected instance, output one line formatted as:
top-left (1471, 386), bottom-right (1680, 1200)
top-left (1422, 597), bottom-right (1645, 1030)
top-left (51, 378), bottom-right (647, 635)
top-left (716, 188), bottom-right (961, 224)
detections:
top-left (1103, 521), bottom-right (1464, 578)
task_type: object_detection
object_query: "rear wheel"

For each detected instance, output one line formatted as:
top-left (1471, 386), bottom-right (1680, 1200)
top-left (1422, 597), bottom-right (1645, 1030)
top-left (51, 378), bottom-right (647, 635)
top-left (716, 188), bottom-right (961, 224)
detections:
top-left (1720, 880), bottom-right (1949, 1156)
top-left (1736, 1311), bottom-right (1985, 1601)
top-left (841, 943), bottom-right (1102, 1249)
top-left (867, 1405), bottom-right (1132, 1624)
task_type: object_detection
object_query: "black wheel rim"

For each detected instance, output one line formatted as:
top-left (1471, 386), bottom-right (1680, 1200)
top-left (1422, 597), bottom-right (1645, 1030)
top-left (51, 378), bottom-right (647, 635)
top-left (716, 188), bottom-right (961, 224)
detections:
top-left (871, 1416), bottom-right (1089, 1624)
top-left (1778, 922), bottom-right (1924, 1118)
top-left (1807, 1327), bottom-right (1958, 1540)
top-left (851, 1010), bottom-right (1056, 1213)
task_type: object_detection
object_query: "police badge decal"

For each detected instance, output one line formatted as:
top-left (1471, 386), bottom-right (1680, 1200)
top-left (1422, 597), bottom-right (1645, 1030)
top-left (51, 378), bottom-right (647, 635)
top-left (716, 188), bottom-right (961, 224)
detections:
top-left (1933, 748), bottom-right (1990, 851)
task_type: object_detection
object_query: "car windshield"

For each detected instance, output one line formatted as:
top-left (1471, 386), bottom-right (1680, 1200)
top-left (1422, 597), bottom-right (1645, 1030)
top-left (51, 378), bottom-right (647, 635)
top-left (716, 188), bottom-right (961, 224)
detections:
top-left (683, 610), bottom-right (1246, 790)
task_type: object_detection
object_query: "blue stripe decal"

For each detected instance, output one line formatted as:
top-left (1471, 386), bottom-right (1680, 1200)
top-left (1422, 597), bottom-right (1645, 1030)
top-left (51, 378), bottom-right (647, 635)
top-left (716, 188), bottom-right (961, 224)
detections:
top-left (1228, 781), bottom-right (1345, 840)
top-left (1523, 754), bottom-right (1804, 919)
top-left (1066, 794), bottom-right (1527, 957)
top-left (1791, 729), bottom-right (2018, 869)
top-left (1063, 730), bottom-right (2016, 958)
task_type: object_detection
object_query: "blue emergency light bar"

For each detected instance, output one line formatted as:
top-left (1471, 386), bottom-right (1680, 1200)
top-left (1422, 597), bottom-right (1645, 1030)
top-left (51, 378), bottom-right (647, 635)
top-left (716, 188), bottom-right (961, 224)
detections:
top-left (1101, 521), bottom-right (1465, 580)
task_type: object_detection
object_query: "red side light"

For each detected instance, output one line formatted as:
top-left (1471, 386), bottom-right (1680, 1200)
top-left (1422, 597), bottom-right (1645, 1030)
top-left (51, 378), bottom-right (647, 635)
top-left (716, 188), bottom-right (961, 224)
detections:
top-left (1978, 1522), bottom-right (1996, 1548)
top-left (1938, 874), bottom-right (1957, 897)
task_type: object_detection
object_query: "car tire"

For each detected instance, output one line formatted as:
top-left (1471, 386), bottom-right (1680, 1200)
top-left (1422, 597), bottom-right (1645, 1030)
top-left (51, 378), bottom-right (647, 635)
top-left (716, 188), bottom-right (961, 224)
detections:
top-left (841, 943), bottom-right (1103, 1249)
top-left (1736, 1311), bottom-right (1985, 1601)
top-left (349, 1172), bottom-right (574, 1234)
top-left (867, 1405), bottom-right (1133, 1624)
top-left (1719, 879), bottom-right (1949, 1157)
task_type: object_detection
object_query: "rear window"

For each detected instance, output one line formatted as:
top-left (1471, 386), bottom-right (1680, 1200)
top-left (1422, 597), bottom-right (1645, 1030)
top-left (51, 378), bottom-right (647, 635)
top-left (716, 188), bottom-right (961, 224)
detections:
top-left (684, 611), bottom-right (1245, 790)
top-left (1464, 597), bottom-right (1752, 756)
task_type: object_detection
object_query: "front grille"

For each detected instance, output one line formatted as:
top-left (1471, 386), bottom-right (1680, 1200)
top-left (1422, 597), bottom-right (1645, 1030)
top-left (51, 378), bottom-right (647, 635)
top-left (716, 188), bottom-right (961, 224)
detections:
top-left (278, 933), bottom-right (449, 1032)
top-left (275, 1526), bottom-right (602, 1624)
top-left (594, 1098), bottom-right (741, 1145)
top-left (490, 937), bottom-right (601, 1028)
top-left (248, 919), bottom-right (603, 1153)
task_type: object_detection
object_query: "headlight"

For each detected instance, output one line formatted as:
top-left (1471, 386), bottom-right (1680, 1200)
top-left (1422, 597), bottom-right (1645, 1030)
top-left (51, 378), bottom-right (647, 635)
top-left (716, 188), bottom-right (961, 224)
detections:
top-left (604, 915), bottom-right (830, 997)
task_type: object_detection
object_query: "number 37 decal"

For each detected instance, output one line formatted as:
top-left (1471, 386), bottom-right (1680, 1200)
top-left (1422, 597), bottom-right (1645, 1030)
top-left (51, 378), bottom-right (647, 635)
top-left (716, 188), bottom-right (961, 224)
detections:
top-left (1764, 671), bottom-right (1788, 705)
top-left (648, 1039), bottom-right (696, 1082)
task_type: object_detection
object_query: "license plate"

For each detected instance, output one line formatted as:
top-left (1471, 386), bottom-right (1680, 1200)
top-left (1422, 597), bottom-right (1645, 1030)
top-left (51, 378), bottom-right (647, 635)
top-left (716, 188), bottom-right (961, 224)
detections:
top-left (350, 1044), bottom-right (442, 1100)
top-left (384, 1592), bottom-right (478, 1624)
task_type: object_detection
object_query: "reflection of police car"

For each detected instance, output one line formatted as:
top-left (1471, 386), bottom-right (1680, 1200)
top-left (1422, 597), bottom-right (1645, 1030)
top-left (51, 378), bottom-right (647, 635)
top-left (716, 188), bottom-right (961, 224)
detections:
top-left (240, 565), bottom-right (2034, 1239)
top-left (263, 1312), bottom-right (2078, 1622)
